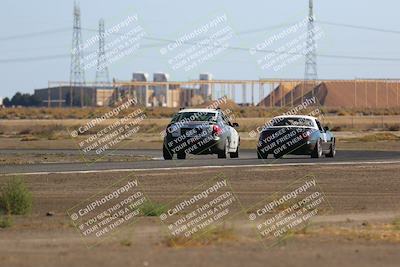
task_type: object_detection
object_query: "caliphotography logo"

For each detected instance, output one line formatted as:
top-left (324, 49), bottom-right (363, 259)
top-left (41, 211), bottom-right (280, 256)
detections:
top-left (246, 174), bottom-right (333, 249)
top-left (67, 97), bottom-right (147, 164)
top-left (159, 12), bottom-right (238, 72)
top-left (154, 173), bottom-right (242, 247)
top-left (66, 173), bottom-right (149, 248)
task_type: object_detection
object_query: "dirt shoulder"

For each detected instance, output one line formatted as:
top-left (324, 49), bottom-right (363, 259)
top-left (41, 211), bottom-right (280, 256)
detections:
top-left (0, 131), bottom-right (399, 152)
top-left (0, 163), bottom-right (399, 267)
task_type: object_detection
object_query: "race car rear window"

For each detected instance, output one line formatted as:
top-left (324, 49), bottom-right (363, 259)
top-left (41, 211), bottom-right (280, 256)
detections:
top-left (272, 117), bottom-right (314, 127)
top-left (171, 112), bottom-right (217, 123)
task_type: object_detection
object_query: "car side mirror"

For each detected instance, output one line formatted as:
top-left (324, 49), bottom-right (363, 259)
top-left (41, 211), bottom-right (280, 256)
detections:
top-left (232, 122), bottom-right (239, 127)
top-left (323, 126), bottom-right (330, 131)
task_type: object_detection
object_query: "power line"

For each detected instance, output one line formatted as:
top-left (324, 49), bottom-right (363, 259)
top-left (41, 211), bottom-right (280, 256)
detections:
top-left (318, 20), bottom-right (400, 35)
top-left (1, 19), bottom-right (399, 43)
top-left (89, 29), bottom-right (400, 62)
top-left (0, 54), bottom-right (69, 63)
top-left (235, 22), bottom-right (296, 35)
top-left (2, 41), bottom-right (400, 64)
top-left (0, 28), bottom-right (70, 41)
top-left (79, 27), bottom-right (400, 61)
top-left (3, 21), bottom-right (400, 64)
top-left (0, 43), bottom-right (177, 63)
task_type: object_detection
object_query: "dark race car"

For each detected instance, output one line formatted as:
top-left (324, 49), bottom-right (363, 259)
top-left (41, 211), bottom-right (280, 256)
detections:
top-left (257, 115), bottom-right (336, 159)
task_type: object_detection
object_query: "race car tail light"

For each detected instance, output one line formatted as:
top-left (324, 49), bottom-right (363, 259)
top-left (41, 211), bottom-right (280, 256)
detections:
top-left (212, 125), bottom-right (223, 136)
top-left (301, 130), bottom-right (312, 140)
top-left (167, 124), bottom-right (180, 137)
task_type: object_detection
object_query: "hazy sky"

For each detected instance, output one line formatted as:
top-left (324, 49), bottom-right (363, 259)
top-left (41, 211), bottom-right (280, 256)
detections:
top-left (1, 0), bottom-right (400, 97)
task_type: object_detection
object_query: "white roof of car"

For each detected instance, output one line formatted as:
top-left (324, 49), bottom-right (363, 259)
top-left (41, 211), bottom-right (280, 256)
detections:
top-left (273, 115), bottom-right (317, 121)
top-left (178, 108), bottom-right (218, 113)
top-left (267, 115), bottom-right (319, 129)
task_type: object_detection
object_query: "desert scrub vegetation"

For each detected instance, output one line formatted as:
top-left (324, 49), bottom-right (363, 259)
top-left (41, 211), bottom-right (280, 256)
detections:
top-left (343, 133), bottom-right (400, 142)
top-left (120, 239), bottom-right (132, 247)
top-left (1, 106), bottom-right (399, 120)
top-left (0, 215), bottom-right (13, 228)
top-left (164, 224), bottom-right (236, 247)
top-left (0, 177), bottom-right (32, 215)
top-left (139, 200), bottom-right (167, 217)
top-left (393, 218), bottom-right (400, 231)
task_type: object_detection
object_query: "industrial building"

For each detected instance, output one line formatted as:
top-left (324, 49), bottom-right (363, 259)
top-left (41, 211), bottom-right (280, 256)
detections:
top-left (35, 78), bottom-right (400, 108)
top-left (34, 86), bottom-right (114, 107)
top-left (120, 73), bottom-right (212, 108)
top-left (35, 73), bottom-right (213, 108)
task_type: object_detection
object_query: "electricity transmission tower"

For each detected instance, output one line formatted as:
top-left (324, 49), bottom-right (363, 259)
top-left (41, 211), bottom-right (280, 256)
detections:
top-left (304, 0), bottom-right (318, 81)
top-left (95, 19), bottom-right (110, 85)
top-left (95, 19), bottom-right (110, 107)
top-left (70, 1), bottom-right (85, 106)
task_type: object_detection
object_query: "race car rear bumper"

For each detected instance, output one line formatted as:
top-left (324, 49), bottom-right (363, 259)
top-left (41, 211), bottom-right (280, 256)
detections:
top-left (164, 134), bottom-right (224, 155)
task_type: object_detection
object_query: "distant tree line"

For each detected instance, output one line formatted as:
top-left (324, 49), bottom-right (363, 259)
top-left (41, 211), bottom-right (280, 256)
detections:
top-left (2, 92), bottom-right (42, 107)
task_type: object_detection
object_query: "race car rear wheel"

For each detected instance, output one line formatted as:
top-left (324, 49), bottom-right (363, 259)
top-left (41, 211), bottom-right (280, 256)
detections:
top-left (163, 145), bottom-right (173, 160)
top-left (230, 145), bottom-right (239, 158)
top-left (311, 140), bottom-right (323, 158)
top-left (218, 140), bottom-right (229, 159)
top-left (257, 148), bottom-right (268, 159)
top-left (177, 152), bottom-right (186, 160)
top-left (325, 141), bottom-right (336, 158)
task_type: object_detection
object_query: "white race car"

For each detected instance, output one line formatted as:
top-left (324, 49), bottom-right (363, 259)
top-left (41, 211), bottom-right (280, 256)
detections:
top-left (163, 108), bottom-right (240, 160)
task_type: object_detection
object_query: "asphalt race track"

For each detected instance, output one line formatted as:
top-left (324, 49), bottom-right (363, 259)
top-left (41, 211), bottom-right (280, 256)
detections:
top-left (0, 149), bottom-right (399, 175)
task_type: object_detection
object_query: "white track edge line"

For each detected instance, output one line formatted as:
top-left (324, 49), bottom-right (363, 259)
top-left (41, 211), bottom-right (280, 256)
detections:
top-left (1, 160), bottom-right (399, 176)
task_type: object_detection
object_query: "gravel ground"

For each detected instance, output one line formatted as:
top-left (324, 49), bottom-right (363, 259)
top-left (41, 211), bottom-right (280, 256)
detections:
top-left (0, 163), bottom-right (399, 267)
